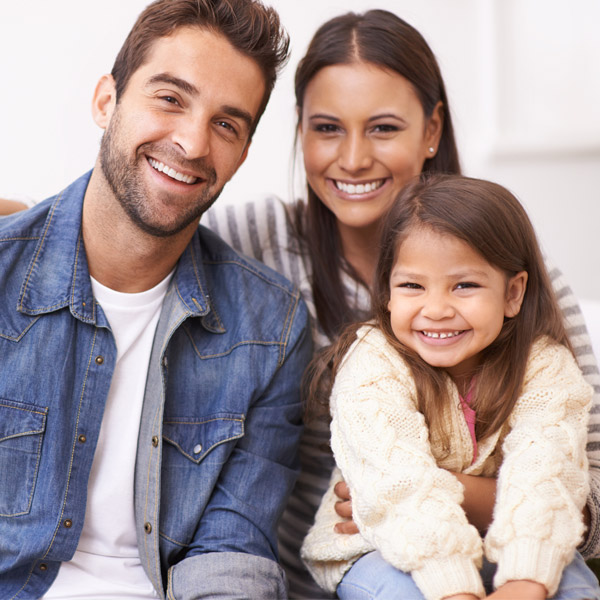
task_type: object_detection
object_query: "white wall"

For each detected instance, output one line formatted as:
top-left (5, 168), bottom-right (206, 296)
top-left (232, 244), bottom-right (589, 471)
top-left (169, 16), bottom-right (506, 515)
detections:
top-left (2, 0), bottom-right (599, 301)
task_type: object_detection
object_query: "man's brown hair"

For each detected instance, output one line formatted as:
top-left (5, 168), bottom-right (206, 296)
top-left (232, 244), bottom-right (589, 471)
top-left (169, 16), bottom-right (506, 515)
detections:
top-left (111, 0), bottom-right (289, 136)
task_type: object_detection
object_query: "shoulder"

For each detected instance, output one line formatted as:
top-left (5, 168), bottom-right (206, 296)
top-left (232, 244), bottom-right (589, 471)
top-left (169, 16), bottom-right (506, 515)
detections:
top-left (203, 196), bottom-right (294, 257)
top-left (335, 325), bottom-right (414, 390)
top-left (524, 336), bottom-right (587, 386)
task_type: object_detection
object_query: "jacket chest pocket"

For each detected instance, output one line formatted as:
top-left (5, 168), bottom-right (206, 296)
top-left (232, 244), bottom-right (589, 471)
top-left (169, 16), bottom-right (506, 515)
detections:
top-left (0, 399), bottom-right (47, 516)
top-left (163, 413), bottom-right (245, 465)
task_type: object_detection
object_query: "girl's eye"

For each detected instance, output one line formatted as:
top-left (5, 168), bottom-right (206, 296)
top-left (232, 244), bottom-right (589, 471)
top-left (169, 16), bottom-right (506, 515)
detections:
top-left (398, 282), bottom-right (423, 290)
top-left (455, 282), bottom-right (480, 290)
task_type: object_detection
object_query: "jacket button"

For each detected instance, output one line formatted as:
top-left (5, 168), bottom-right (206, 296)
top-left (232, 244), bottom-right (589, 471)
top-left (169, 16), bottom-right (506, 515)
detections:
top-left (193, 444), bottom-right (202, 455)
top-left (95, 356), bottom-right (104, 365)
top-left (78, 434), bottom-right (87, 443)
top-left (144, 522), bottom-right (152, 534)
top-left (39, 563), bottom-right (48, 571)
top-left (64, 519), bottom-right (73, 528)
top-left (152, 436), bottom-right (159, 447)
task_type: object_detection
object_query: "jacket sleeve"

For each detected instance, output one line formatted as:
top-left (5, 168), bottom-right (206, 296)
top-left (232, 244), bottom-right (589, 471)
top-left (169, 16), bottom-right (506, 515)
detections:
top-left (166, 298), bottom-right (312, 599)
top-left (484, 338), bottom-right (592, 595)
top-left (305, 328), bottom-right (484, 600)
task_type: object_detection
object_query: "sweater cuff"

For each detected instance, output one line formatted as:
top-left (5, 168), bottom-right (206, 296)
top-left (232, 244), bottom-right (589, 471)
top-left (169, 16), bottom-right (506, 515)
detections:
top-left (412, 555), bottom-right (484, 600)
top-left (493, 539), bottom-right (570, 597)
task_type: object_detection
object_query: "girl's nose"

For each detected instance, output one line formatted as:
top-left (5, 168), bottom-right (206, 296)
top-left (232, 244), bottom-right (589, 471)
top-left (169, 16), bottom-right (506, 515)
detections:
top-left (421, 293), bottom-right (455, 320)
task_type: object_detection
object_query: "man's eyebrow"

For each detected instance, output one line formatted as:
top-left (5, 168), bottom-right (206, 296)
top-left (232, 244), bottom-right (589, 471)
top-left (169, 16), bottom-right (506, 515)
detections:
top-left (145, 73), bottom-right (200, 96)
top-left (220, 105), bottom-right (254, 132)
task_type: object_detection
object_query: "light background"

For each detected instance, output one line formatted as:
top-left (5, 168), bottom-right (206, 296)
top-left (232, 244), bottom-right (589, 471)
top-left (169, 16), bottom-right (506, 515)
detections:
top-left (2, 0), bottom-right (599, 301)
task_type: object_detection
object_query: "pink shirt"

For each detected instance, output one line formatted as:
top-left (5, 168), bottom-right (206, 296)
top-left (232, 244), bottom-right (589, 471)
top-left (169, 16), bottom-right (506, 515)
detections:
top-left (459, 388), bottom-right (477, 463)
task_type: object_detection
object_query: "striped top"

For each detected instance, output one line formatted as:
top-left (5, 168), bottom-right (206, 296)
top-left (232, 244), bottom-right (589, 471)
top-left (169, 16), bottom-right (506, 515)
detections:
top-left (204, 195), bottom-right (600, 598)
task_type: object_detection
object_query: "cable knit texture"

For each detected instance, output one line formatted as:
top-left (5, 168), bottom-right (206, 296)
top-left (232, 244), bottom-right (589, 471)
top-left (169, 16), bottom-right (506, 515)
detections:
top-left (301, 326), bottom-right (592, 600)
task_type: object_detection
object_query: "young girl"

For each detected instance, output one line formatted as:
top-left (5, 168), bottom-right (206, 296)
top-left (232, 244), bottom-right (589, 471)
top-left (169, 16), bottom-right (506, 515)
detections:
top-left (301, 174), bottom-right (599, 599)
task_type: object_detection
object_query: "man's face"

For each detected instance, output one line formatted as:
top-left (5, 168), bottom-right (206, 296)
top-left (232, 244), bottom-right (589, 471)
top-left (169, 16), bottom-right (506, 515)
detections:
top-left (97, 26), bottom-right (265, 237)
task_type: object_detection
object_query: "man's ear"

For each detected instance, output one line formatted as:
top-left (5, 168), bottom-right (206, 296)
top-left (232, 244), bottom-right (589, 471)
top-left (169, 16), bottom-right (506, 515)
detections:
top-left (505, 271), bottom-right (528, 318)
top-left (92, 74), bottom-right (117, 130)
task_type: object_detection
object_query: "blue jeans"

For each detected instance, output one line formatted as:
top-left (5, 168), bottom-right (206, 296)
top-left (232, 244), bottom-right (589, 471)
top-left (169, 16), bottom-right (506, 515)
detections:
top-left (337, 550), bottom-right (600, 599)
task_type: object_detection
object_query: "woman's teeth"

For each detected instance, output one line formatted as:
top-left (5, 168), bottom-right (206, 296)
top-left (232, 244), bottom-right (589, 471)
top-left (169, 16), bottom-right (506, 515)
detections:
top-left (422, 330), bottom-right (462, 339)
top-left (335, 179), bottom-right (384, 195)
top-left (148, 158), bottom-right (198, 184)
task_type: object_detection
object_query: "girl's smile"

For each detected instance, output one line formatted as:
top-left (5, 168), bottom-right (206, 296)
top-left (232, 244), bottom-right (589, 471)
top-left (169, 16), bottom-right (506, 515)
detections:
top-left (388, 226), bottom-right (527, 382)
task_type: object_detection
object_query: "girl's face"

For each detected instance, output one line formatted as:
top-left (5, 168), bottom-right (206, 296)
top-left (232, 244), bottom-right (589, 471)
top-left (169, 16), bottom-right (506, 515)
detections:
top-left (387, 227), bottom-right (527, 382)
top-left (299, 62), bottom-right (442, 239)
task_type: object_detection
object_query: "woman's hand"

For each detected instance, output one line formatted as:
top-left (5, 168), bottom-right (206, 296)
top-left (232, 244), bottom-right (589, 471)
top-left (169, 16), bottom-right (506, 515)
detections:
top-left (0, 199), bottom-right (28, 215)
top-left (333, 480), bottom-right (359, 534)
top-left (486, 580), bottom-right (546, 599)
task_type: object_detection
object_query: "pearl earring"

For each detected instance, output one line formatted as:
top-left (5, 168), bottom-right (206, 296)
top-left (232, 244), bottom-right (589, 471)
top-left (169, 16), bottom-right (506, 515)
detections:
top-left (428, 147), bottom-right (435, 154)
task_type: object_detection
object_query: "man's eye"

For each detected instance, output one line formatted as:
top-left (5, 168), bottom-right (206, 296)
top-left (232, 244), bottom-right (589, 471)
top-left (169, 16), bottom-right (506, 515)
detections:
top-left (161, 96), bottom-right (179, 105)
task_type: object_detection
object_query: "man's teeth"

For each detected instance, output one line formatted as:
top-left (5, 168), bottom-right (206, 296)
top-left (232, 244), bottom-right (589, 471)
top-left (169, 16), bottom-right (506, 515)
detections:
top-left (148, 158), bottom-right (198, 184)
top-left (335, 180), bottom-right (384, 195)
top-left (422, 331), bottom-right (462, 339)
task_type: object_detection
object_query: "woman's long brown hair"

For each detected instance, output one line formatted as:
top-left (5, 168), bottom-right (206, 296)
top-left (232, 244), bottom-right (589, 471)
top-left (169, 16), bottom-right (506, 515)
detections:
top-left (292, 9), bottom-right (461, 339)
top-left (305, 175), bottom-right (571, 444)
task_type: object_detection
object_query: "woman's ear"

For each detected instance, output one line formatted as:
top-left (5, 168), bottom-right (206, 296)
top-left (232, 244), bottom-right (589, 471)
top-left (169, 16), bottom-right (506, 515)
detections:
top-left (505, 271), bottom-right (528, 318)
top-left (424, 101), bottom-right (444, 157)
top-left (91, 74), bottom-right (117, 130)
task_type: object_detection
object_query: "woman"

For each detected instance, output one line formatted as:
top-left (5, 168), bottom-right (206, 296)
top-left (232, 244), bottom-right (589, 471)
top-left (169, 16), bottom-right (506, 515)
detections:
top-left (205, 10), bottom-right (600, 598)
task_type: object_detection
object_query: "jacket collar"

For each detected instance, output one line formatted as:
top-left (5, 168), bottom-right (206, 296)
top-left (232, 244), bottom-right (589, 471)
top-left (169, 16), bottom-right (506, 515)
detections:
top-left (18, 171), bottom-right (221, 331)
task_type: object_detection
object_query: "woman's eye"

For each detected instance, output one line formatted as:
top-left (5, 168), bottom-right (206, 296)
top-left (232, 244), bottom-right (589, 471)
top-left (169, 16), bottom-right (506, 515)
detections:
top-left (314, 123), bottom-right (340, 134)
top-left (161, 96), bottom-right (180, 106)
top-left (372, 124), bottom-right (399, 134)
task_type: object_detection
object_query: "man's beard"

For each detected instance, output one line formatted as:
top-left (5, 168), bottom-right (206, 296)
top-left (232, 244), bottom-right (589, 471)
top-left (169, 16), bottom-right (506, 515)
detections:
top-left (99, 108), bottom-right (220, 238)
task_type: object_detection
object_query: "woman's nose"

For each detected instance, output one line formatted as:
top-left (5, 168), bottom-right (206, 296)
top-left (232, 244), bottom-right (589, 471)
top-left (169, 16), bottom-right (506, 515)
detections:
top-left (337, 133), bottom-right (372, 173)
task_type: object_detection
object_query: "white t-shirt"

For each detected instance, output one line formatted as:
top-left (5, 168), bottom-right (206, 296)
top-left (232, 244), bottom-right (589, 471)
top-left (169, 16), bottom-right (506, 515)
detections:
top-left (44, 273), bottom-right (172, 599)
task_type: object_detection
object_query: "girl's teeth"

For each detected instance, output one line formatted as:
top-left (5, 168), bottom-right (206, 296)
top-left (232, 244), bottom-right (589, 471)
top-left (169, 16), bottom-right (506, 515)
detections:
top-left (148, 158), bottom-right (198, 184)
top-left (335, 180), bottom-right (384, 195)
top-left (423, 331), bottom-right (462, 339)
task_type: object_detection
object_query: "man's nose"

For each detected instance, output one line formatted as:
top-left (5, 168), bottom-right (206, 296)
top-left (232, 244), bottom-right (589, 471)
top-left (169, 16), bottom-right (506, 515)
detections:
top-left (171, 115), bottom-right (211, 159)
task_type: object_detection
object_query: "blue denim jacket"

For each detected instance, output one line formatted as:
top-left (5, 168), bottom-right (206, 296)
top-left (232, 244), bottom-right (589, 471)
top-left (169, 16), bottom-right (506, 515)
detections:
top-left (0, 172), bottom-right (311, 599)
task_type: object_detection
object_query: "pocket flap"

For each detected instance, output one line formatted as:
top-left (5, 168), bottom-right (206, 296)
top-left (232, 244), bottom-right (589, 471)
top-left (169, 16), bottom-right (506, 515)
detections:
top-left (0, 399), bottom-right (47, 444)
top-left (163, 413), bottom-right (245, 463)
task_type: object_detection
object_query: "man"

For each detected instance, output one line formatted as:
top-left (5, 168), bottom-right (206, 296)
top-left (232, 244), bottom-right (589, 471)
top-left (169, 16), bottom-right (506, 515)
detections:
top-left (0, 1), bottom-right (311, 598)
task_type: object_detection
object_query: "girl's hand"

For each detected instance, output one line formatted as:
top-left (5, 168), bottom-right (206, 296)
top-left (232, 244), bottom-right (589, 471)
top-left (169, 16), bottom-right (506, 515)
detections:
top-left (333, 480), bottom-right (359, 534)
top-left (486, 580), bottom-right (546, 599)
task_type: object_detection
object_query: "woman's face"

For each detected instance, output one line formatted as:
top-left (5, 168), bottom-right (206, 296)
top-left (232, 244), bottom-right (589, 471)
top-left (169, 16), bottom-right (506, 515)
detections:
top-left (299, 62), bottom-right (442, 238)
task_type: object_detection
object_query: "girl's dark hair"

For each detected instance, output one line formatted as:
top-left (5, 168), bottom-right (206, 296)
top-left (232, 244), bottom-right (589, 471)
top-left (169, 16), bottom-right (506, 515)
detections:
top-left (306, 174), bottom-right (571, 444)
top-left (293, 9), bottom-right (461, 338)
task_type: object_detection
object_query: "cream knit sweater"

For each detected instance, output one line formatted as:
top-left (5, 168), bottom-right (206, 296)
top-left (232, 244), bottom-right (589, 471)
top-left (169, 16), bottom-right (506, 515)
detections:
top-left (301, 326), bottom-right (592, 600)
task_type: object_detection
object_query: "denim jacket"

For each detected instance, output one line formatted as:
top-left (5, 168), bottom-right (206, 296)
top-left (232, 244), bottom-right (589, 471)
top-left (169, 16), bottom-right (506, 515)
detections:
top-left (0, 172), bottom-right (311, 599)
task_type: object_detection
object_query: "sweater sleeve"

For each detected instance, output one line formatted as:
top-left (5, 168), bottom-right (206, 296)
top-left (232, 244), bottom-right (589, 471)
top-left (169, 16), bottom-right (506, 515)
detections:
top-left (328, 328), bottom-right (484, 600)
top-left (485, 338), bottom-right (592, 595)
